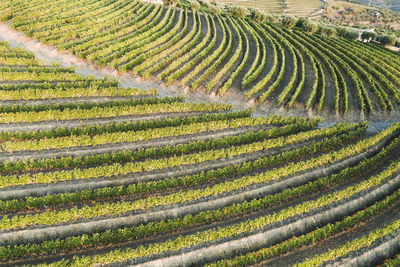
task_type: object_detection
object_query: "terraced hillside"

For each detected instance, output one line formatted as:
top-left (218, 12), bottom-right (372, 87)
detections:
top-left (0, 42), bottom-right (400, 266)
top-left (210, 0), bottom-right (321, 16)
top-left (285, 0), bottom-right (322, 16)
top-left (215, 0), bottom-right (283, 14)
top-left (1, 0), bottom-right (400, 118)
top-left (349, 0), bottom-right (400, 12)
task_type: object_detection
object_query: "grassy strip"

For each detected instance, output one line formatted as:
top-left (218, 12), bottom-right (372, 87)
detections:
top-left (39, 143), bottom-right (400, 266)
top-left (0, 95), bottom-right (183, 114)
top-left (0, 78), bottom-right (118, 91)
top-left (0, 110), bottom-right (251, 141)
top-left (0, 87), bottom-right (156, 101)
top-left (207, 188), bottom-right (400, 266)
top-left (0, 121), bottom-right (314, 188)
top-left (1, 116), bottom-right (265, 152)
top-left (0, 66), bottom-right (74, 73)
top-left (0, 125), bottom-right (367, 231)
top-left (296, 217), bottom-right (400, 266)
top-left (2, 125), bottom-right (392, 261)
top-left (0, 72), bottom-right (81, 82)
top-left (0, 122), bottom-right (346, 211)
top-left (0, 101), bottom-right (230, 124)
top-left (384, 254), bottom-right (400, 267)
top-left (0, 115), bottom-right (314, 173)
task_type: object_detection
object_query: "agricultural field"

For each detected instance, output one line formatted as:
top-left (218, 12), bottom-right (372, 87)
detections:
top-left (215, 0), bottom-right (283, 14)
top-left (349, 0), bottom-right (400, 12)
top-left (285, 0), bottom-right (323, 16)
top-left (0, 0), bottom-right (399, 265)
top-left (215, 0), bottom-right (321, 16)
top-left (324, 0), bottom-right (400, 31)
top-left (1, 0), bottom-right (400, 119)
top-left (0, 42), bottom-right (399, 266)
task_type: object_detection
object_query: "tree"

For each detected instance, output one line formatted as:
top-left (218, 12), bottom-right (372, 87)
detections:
top-left (378, 34), bottom-right (397, 46)
top-left (265, 15), bottom-right (276, 23)
top-left (321, 27), bottom-right (337, 38)
top-left (229, 6), bottom-right (246, 19)
top-left (338, 27), bottom-right (359, 40)
top-left (296, 17), bottom-right (307, 28)
top-left (282, 16), bottom-right (297, 29)
top-left (361, 31), bottom-right (377, 42)
top-left (191, 1), bottom-right (200, 11)
top-left (395, 38), bottom-right (400, 48)
top-left (209, 4), bottom-right (222, 15)
top-left (303, 21), bottom-right (319, 34)
top-left (252, 10), bottom-right (267, 23)
top-left (387, 34), bottom-right (397, 46)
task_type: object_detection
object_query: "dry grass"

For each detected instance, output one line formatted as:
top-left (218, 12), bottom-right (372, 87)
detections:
top-left (324, 0), bottom-right (400, 31)
top-left (215, 0), bottom-right (323, 16)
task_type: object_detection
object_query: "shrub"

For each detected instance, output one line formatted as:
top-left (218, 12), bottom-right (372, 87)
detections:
top-left (191, 1), bottom-right (201, 11)
top-left (336, 27), bottom-right (345, 36)
top-left (296, 17), bottom-right (307, 28)
top-left (229, 6), bottom-right (247, 19)
top-left (252, 10), bottom-right (267, 23)
top-left (386, 34), bottom-right (397, 46)
top-left (163, 0), bottom-right (179, 6)
top-left (360, 31), bottom-right (377, 42)
top-left (303, 21), bottom-right (319, 34)
top-left (345, 30), bottom-right (359, 40)
top-left (201, 0), bottom-right (210, 8)
top-left (338, 27), bottom-right (359, 40)
top-left (0, 13), bottom-right (13, 21)
top-left (282, 16), bottom-right (297, 29)
top-left (321, 27), bottom-right (337, 37)
top-left (209, 4), bottom-right (222, 15)
top-left (395, 38), bottom-right (400, 48)
top-left (265, 15), bottom-right (276, 23)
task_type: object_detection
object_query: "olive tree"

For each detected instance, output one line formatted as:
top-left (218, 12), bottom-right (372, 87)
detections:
top-left (361, 31), bottom-right (377, 42)
top-left (252, 10), bottom-right (267, 23)
top-left (303, 21), bottom-right (319, 34)
top-left (191, 1), bottom-right (201, 11)
top-left (321, 27), bottom-right (337, 37)
top-left (229, 6), bottom-right (247, 19)
top-left (282, 16), bottom-right (297, 29)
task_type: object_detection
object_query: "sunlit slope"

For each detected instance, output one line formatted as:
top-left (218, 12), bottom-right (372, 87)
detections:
top-left (1, 0), bottom-right (399, 119)
top-left (0, 22), bottom-right (400, 267)
top-left (349, 0), bottom-right (400, 12)
top-left (215, 0), bottom-right (322, 15)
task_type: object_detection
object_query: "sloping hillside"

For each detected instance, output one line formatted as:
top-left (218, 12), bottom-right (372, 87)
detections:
top-left (350, 0), bottom-right (400, 12)
top-left (0, 41), bottom-right (400, 267)
top-left (0, 1), bottom-right (399, 266)
top-left (1, 0), bottom-right (399, 120)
